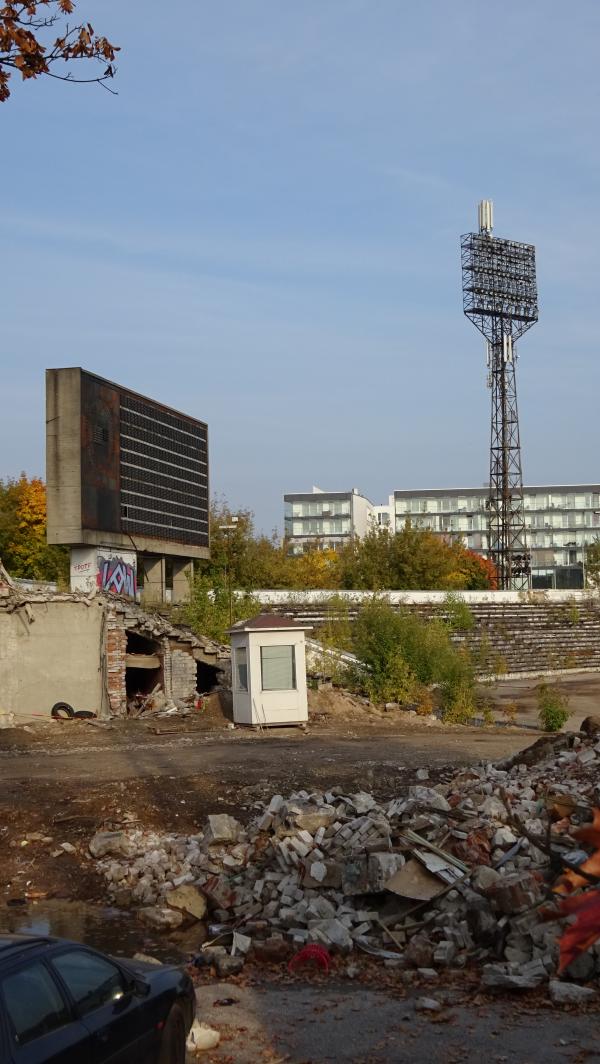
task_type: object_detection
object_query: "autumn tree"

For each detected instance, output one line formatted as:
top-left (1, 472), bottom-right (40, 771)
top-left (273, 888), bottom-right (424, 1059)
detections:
top-left (0, 1), bottom-right (118, 102)
top-left (336, 523), bottom-right (495, 592)
top-left (0, 474), bottom-right (68, 582)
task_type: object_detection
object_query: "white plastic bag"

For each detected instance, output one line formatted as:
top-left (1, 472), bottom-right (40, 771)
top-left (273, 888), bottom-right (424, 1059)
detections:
top-left (186, 1019), bottom-right (221, 1053)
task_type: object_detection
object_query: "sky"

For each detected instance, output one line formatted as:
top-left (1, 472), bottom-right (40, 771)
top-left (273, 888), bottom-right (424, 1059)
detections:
top-left (2, 0), bottom-right (600, 534)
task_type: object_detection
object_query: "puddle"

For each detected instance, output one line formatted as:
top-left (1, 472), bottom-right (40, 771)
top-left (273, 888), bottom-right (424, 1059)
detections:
top-left (0, 900), bottom-right (190, 965)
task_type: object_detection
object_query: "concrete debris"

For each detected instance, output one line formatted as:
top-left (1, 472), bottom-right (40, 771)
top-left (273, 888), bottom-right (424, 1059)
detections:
top-left (138, 906), bottom-right (184, 931)
top-left (549, 980), bottom-right (598, 1005)
top-left (89, 831), bottom-right (137, 859)
top-left (164, 884), bottom-right (207, 921)
top-left (207, 814), bottom-right (243, 844)
top-left (89, 729), bottom-right (600, 989)
top-left (482, 962), bottom-right (546, 990)
top-left (415, 997), bottom-right (442, 1012)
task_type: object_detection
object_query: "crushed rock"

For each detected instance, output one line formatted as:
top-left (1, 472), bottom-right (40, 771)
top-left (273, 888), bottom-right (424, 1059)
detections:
top-left (88, 728), bottom-right (600, 988)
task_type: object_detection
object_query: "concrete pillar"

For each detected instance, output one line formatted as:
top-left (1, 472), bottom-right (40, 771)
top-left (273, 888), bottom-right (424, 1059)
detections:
top-left (172, 558), bottom-right (194, 604)
top-left (141, 556), bottom-right (165, 605)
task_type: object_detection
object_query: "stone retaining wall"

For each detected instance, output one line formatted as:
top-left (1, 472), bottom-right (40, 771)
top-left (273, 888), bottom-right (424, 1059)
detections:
top-left (251, 591), bottom-right (600, 676)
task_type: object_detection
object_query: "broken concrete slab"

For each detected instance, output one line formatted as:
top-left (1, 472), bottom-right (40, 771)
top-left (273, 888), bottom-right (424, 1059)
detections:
top-left (89, 831), bottom-right (137, 859)
top-left (165, 884), bottom-right (207, 921)
top-left (207, 814), bottom-right (243, 844)
top-left (138, 906), bottom-right (184, 931)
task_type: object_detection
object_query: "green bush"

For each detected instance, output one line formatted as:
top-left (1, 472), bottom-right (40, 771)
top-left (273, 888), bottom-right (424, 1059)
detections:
top-left (443, 592), bottom-right (475, 631)
top-left (351, 598), bottom-right (476, 717)
top-left (177, 573), bottom-right (260, 644)
top-left (536, 682), bottom-right (571, 732)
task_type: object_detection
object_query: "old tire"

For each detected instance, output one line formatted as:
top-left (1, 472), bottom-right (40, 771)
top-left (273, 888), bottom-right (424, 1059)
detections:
top-left (158, 1004), bottom-right (186, 1064)
top-left (73, 710), bottom-right (96, 719)
top-left (51, 702), bottom-right (74, 720)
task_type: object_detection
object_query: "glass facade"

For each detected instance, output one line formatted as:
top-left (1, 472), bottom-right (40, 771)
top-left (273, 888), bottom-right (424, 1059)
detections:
top-left (284, 493), bottom-right (354, 553)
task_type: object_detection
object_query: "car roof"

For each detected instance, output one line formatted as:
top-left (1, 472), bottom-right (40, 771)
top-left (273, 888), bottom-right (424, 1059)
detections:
top-left (0, 934), bottom-right (58, 960)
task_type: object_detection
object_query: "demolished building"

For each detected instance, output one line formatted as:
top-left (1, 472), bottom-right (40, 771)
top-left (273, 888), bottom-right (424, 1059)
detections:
top-left (0, 569), bottom-right (229, 722)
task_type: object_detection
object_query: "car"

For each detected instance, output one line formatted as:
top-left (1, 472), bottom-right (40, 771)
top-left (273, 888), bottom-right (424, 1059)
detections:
top-left (0, 933), bottom-right (195, 1063)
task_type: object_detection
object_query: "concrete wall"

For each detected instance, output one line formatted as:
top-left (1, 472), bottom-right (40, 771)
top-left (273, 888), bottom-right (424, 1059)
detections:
top-left (351, 492), bottom-right (374, 538)
top-left (46, 366), bottom-right (82, 546)
top-left (0, 600), bottom-right (103, 720)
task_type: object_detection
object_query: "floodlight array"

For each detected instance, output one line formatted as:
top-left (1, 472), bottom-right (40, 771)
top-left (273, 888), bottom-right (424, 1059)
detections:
top-left (461, 233), bottom-right (538, 340)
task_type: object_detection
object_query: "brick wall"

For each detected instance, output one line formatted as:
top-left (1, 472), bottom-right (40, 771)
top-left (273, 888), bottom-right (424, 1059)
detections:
top-left (105, 621), bottom-right (127, 715)
top-left (168, 645), bottom-right (197, 701)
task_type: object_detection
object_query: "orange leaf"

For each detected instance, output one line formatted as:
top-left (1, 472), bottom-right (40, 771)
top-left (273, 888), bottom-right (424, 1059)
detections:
top-left (554, 806), bottom-right (600, 895)
top-left (557, 889), bottom-right (600, 972)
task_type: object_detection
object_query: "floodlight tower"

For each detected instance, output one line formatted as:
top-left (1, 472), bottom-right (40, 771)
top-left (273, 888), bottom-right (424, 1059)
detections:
top-left (460, 201), bottom-right (539, 590)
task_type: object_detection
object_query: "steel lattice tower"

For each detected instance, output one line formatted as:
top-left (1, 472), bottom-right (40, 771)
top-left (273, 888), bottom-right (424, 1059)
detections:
top-left (461, 201), bottom-right (539, 590)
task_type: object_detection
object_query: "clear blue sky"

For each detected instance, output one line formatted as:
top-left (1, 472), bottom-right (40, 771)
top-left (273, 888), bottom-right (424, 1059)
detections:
top-left (2, 0), bottom-right (599, 534)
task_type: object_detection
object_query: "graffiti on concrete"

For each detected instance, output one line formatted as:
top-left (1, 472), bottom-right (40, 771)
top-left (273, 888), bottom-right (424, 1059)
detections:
top-left (97, 554), bottom-right (137, 597)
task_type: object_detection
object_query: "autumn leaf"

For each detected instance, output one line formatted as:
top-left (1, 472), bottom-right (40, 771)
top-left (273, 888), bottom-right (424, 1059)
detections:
top-left (554, 808), bottom-right (600, 895)
top-left (0, 0), bottom-right (118, 100)
top-left (557, 889), bottom-right (600, 973)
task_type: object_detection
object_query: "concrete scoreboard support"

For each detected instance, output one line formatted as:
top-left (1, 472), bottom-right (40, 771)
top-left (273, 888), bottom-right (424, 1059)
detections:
top-left (46, 368), bottom-right (209, 604)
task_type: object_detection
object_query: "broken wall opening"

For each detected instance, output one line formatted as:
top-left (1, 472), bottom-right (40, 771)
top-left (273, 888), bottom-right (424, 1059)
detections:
top-left (196, 659), bottom-right (220, 694)
top-left (125, 630), bottom-right (163, 698)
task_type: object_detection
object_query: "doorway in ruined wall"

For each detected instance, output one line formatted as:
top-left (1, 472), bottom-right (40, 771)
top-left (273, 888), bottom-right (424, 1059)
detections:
top-left (125, 630), bottom-right (163, 702)
top-left (196, 659), bottom-right (220, 696)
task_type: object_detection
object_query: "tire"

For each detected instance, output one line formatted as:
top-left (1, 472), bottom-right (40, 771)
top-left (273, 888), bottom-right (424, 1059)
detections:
top-left (51, 702), bottom-right (74, 720)
top-left (157, 1004), bottom-right (186, 1064)
top-left (73, 710), bottom-right (96, 719)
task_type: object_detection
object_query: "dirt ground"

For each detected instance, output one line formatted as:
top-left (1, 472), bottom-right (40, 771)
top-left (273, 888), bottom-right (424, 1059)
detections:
top-left (0, 672), bottom-right (596, 909)
top-left (192, 979), bottom-right (600, 1064)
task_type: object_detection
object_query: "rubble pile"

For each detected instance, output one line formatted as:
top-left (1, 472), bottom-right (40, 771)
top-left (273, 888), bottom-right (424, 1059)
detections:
top-left (89, 726), bottom-right (600, 986)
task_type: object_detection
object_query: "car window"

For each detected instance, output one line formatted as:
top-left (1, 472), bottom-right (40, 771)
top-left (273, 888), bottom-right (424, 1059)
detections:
top-left (2, 961), bottom-right (70, 1046)
top-left (52, 950), bottom-right (127, 1016)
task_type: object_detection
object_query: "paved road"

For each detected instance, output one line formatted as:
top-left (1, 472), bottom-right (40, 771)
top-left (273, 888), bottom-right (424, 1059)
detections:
top-left (193, 980), bottom-right (600, 1063)
top-left (0, 728), bottom-right (534, 783)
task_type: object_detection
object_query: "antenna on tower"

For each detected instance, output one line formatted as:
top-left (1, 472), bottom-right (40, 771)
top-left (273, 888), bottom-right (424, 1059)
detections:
top-left (460, 203), bottom-right (539, 590)
top-left (478, 199), bottom-right (494, 235)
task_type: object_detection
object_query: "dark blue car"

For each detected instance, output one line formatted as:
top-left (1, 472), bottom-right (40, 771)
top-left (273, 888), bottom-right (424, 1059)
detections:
top-left (0, 934), bottom-right (195, 1063)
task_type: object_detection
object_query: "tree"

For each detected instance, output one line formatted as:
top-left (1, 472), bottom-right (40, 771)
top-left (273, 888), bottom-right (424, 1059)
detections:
top-left (206, 499), bottom-right (294, 590)
top-left (336, 523), bottom-right (496, 592)
top-left (585, 538), bottom-right (600, 590)
top-left (0, 474), bottom-right (68, 582)
top-left (0, 1), bottom-right (118, 102)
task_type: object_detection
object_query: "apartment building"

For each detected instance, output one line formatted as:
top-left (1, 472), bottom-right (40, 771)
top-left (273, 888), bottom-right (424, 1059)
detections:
top-left (284, 487), bottom-right (374, 554)
top-left (284, 483), bottom-right (600, 586)
top-left (393, 485), bottom-right (600, 588)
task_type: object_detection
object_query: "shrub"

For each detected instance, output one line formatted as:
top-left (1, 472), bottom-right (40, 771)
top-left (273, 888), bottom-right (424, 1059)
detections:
top-left (501, 701), bottom-right (518, 725)
top-left (537, 683), bottom-right (571, 733)
top-left (492, 653), bottom-right (508, 676)
top-left (352, 598), bottom-right (476, 716)
top-left (441, 679), bottom-right (476, 724)
top-left (443, 592), bottom-right (475, 631)
top-left (178, 573), bottom-right (260, 644)
top-left (480, 702), bottom-right (495, 726)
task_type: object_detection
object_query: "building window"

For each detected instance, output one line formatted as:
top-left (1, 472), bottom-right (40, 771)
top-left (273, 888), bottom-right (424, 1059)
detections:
top-left (261, 645), bottom-right (296, 691)
top-left (235, 647), bottom-right (248, 691)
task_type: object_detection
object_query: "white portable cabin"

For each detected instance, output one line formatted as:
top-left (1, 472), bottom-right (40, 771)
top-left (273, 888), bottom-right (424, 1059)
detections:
top-left (229, 614), bottom-right (312, 727)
